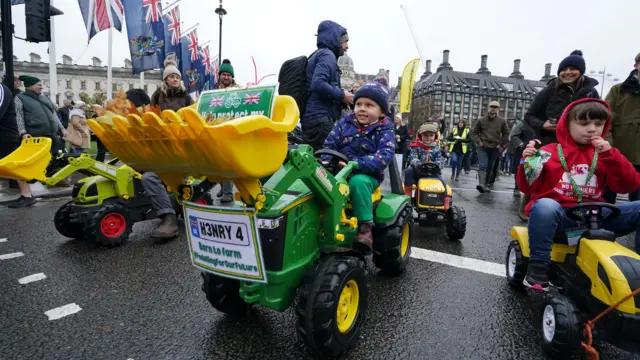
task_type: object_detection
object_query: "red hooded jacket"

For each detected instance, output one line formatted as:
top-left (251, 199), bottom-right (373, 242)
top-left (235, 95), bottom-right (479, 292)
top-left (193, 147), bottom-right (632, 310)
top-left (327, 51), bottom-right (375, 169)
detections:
top-left (516, 98), bottom-right (640, 216)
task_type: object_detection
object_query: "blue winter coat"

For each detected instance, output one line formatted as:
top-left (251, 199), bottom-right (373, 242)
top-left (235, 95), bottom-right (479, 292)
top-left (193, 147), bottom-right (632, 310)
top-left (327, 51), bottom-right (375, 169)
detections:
top-left (301, 20), bottom-right (346, 124)
top-left (407, 140), bottom-right (446, 169)
top-left (322, 113), bottom-right (395, 182)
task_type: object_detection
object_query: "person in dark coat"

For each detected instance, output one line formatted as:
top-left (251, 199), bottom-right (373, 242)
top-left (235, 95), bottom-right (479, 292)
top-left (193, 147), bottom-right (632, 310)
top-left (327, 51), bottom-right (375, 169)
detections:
top-left (393, 114), bottom-right (409, 167)
top-left (300, 20), bottom-right (352, 151)
top-left (525, 50), bottom-right (599, 146)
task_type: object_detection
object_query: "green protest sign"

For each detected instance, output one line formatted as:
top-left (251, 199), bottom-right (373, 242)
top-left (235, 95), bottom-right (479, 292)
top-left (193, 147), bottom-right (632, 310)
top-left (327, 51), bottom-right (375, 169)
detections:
top-left (196, 85), bottom-right (277, 124)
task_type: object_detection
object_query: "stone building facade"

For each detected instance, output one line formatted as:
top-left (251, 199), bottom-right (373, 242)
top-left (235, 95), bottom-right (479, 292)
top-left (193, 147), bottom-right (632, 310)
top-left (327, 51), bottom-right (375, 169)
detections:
top-left (1, 38), bottom-right (161, 106)
top-left (411, 50), bottom-right (554, 130)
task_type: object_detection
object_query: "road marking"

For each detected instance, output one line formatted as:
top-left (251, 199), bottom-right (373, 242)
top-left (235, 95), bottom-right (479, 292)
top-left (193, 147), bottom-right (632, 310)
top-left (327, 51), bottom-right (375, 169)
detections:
top-left (0, 238), bottom-right (7, 243)
top-left (410, 247), bottom-right (505, 277)
top-left (0, 252), bottom-right (24, 260)
top-left (451, 187), bottom-right (514, 194)
top-left (18, 273), bottom-right (47, 284)
top-left (45, 303), bottom-right (82, 320)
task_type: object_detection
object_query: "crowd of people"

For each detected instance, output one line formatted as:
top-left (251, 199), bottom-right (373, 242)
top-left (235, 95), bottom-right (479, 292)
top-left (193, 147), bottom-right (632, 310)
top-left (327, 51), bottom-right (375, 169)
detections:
top-left (1, 18), bottom-right (639, 285)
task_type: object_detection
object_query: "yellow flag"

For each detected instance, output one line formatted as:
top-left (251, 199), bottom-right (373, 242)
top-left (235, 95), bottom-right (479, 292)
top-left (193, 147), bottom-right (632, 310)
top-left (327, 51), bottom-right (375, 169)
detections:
top-left (399, 58), bottom-right (420, 114)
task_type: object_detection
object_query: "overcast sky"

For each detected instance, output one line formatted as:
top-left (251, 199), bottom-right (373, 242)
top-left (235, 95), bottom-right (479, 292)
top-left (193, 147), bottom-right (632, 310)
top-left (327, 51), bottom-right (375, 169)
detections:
top-left (9, 0), bottom-right (637, 96)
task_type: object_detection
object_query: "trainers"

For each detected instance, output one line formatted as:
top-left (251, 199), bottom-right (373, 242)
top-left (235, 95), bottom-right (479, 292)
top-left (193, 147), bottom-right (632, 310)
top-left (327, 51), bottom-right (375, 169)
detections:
top-left (7, 196), bottom-right (37, 209)
top-left (523, 261), bottom-right (550, 291)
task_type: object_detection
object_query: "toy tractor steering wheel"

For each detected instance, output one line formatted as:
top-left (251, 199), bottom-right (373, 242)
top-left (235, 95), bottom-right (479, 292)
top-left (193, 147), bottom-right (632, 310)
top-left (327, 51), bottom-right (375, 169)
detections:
top-left (315, 149), bottom-right (351, 175)
top-left (564, 202), bottom-right (621, 230)
top-left (418, 162), bottom-right (442, 176)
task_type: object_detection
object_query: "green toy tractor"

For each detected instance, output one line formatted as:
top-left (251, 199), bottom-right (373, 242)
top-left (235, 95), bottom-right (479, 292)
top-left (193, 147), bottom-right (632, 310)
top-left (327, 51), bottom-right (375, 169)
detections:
top-left (83, 89), bottom-right (414, 357)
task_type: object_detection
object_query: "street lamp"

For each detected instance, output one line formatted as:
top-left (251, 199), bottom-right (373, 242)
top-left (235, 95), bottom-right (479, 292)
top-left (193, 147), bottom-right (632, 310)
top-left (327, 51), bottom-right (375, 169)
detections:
top-left (214, 0), bottom-right (227, 67)
top-left (588, 68), bottom-right (620, 96)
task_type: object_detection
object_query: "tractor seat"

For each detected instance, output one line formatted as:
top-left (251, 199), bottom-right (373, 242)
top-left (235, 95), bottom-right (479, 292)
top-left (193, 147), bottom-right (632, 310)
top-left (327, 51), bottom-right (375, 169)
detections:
top-left (346, 187), bottom-right (382, 209)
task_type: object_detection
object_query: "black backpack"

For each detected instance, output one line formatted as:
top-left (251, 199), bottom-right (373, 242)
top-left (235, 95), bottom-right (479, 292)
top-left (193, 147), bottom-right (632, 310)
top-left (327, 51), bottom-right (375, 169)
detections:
top-left (278, 51), bottom-right (317, 117)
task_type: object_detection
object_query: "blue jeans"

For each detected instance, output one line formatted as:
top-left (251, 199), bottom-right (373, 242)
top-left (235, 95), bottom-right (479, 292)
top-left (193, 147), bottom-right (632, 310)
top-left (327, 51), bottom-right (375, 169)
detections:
top-left (477, 147), bottom-right (500, 172)
top-left (528, 198), bottom-right (640, 263)
top-left (449, 152), bottom-right (465, 177)
top-left (404, 165), bottom-right (444, 186)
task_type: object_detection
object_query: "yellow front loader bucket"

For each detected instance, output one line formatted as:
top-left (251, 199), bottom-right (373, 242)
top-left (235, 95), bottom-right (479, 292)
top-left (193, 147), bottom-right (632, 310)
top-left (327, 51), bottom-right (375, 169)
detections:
top-left (0, 137), bottom-right (52, 182)
top-left (87, 95), bottom-right (300, 203)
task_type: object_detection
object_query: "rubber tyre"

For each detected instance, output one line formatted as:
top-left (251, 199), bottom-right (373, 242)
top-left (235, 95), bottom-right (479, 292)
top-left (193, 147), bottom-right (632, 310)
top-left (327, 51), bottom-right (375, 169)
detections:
top-left (446, 205), bottom-right (467, 240)
top-left (201, 273), bottom-right (252, 316)
top-left (296, 255), bottom-right (368, 358)
top-left (540, 295), bottom-right (583, 357)
top-left (173, 192), bottom-right (214, 218)
top-left (85, 203), bottom-right (133, 247)
top-left (506, 240), bottom-right (528, 289)
top-left (54, 200), bottom-right (86, 239)
top-left (373, 205), bottom-right (413, 275)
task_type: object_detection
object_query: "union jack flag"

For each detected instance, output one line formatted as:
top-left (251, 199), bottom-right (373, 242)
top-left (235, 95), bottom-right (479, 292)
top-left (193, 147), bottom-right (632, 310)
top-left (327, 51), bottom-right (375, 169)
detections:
top-left (186, 30), bottom-right (199, 62)
top-left (142, 0), bottom-right (162, 23)
top-left (165, 6), bottom-right (181, 46)
top-left (243, 93), bottom-right (261, 105)
top-left (77, 0), bottom-right (124, 41)
top-left (190, 218), bottom-right (198, 227)
top-left (200, 46), bottom-right (212, 76)
top-left (209, 97), bottom-right (224, 107)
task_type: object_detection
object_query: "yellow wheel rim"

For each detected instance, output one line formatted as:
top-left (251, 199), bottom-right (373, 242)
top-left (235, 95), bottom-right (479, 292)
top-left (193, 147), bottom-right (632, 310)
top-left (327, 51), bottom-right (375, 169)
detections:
top-left (401, 223), bottom-right (410, 257)
top-left (336, 279), bottom-right (360, 333)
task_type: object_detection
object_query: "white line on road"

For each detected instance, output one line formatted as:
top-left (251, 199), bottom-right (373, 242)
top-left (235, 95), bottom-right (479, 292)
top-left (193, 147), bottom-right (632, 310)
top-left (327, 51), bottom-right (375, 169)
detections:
top-left (451, 187), bottom-right (514, 194)
top-left (45, 303), bottom-right (82, 320)
top-left (410, 247), bottom-right (505, 277)
top-left (0, 238), bottom-right (7, 243)
top-left (18, 273), bottom-right (47, 284)
top-left (0, 252), bottom-right (24, 260)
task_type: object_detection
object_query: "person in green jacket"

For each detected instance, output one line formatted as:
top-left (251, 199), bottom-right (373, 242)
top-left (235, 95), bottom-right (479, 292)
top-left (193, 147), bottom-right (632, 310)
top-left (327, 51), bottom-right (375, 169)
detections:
top-left (603, 52), bottom-right (640, 203)
top-left (15, 75), bottom-right (65, 155)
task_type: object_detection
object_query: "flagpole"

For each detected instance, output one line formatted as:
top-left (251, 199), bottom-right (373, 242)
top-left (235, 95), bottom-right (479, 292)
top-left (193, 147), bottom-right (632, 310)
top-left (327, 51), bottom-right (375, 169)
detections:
top-left (107, 28), bottom-right (113, 100)
top-left (48, 0), bottom-right (58, 105)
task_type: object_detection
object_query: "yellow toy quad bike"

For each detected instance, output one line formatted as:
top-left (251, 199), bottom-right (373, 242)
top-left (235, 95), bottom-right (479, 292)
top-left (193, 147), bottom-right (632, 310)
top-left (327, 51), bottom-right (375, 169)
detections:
top-left (412, 162), bottom-right (466, 241)
top-left (506, 202), bottom-right (640, 358)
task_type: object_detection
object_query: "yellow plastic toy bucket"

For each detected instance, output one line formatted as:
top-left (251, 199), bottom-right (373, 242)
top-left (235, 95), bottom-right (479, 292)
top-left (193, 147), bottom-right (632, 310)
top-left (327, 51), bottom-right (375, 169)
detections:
top-left (87, 95), bottom-right (300, 197)
top-left (0, 137), bottom-right (52, 182)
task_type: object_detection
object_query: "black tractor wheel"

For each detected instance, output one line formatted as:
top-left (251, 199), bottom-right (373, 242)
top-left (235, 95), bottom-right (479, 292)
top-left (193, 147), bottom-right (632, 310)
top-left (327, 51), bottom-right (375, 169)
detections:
top-left (373, 205), bottom-right (413, 275)
top-left (201, 273), bottom-right (252, 316)
top-left (85, 203), bottom-right (133, 247)
top-left (446, 204), bottom-right (466, 240)
top-left (54, 201), bottom-right (86, 239)
top-left (506, 240), bottom-right (528, 289)
top-left (540, 295), bottom-right (583, 357)
top-left (296, 255), bottom-right (368, 358)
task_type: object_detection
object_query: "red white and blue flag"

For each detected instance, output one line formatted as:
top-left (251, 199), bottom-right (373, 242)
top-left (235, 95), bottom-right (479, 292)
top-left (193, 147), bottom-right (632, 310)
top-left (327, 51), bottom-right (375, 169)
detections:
top-left (77, 0), bottom-right (124, 42)
top-left (142, 0), bottom-right (162, 23)
top-left (243, 93), bottom-right (261, 105)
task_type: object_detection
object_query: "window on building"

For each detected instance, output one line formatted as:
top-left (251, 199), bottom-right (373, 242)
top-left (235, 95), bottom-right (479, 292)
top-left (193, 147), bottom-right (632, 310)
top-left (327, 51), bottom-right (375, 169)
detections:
top-left (95, 82), bottom-right (101, 90)
top-left (129, 83), bottom-right (134, 90)
top-left (81, 81), bottom-right (86, 90)
top-left (66, 80), bottom-right (72, 89)
top-left (112, 83), bottom-right (118, 91)
top-left (445, 93), bottom-right (452, 101)
top-left (455, 94), bottom-right (461, 102)
top-left (144, 84), bottom-right (148, 92)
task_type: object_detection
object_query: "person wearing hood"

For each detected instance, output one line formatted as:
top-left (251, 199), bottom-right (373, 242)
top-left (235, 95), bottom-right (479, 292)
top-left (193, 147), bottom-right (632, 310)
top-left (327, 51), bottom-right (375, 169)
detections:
top-left (151, 56), bottom-right (194, 112)
top-left (521, 50), bottom-right (600, 220)
top-left (65, 101), bottom-right (91, 153)
top-left (404, 122), bottom-right (446, 196)
top-left (321, 79), bottom-right (395, 253)
top-left (516, 98), bottom-right (640, 291)
top-left (446, 119), bottom-right (471, 181)
top-left (301, 20), bottom-right (353, 151)
top-left (602, 52), bottom-right (640, 204)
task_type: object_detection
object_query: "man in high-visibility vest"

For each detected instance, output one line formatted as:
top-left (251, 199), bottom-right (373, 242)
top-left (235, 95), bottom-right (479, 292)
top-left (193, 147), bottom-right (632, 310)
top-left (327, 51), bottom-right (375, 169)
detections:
top-left (446, 119), bottom-right (472, 181)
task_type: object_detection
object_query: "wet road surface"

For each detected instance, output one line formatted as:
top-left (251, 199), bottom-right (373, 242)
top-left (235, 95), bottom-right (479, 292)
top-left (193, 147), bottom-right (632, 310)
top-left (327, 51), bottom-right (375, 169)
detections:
top-left (1, 171), bottom-right (638, 360)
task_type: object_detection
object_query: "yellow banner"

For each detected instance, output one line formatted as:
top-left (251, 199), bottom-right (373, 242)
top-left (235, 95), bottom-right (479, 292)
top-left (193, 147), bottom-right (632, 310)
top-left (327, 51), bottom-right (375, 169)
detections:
top-left (399, 58), bottom-right (420, 114)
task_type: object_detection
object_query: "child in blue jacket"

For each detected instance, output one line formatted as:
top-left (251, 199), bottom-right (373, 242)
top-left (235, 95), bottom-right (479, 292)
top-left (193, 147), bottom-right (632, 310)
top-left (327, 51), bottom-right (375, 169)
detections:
top-left (322, 78), bottom-right (395, 252)
top-left (403, 122), bottom-right (446, 196)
